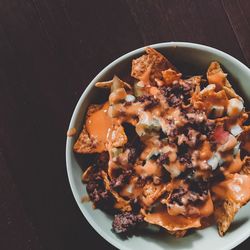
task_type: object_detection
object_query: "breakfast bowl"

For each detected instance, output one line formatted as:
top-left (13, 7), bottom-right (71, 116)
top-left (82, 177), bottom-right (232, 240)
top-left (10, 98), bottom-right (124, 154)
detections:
top-left (66, 42), bottom-right (250, 250)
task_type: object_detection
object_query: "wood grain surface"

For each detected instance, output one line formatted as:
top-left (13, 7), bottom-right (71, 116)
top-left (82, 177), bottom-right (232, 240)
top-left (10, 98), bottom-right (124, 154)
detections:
top-left (0, 0), bottom-right (250, 249)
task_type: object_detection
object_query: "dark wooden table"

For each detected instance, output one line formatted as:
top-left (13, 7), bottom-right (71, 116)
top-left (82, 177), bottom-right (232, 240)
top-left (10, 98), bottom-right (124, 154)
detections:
top-left (1, 0), bottom-right (250, 249)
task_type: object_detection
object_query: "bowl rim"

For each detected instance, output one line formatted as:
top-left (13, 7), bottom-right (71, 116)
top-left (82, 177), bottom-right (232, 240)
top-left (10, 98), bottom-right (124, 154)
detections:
top-left (66, 41), bottom-right (250, 250)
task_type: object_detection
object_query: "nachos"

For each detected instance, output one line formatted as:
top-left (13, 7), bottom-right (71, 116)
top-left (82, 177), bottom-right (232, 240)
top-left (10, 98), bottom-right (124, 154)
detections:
top-left (72, 48), bottom-right (250, 237)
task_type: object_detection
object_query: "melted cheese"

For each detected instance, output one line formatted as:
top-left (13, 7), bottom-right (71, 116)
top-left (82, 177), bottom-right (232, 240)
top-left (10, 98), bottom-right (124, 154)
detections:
top-left (86, 102), bottom-right (113, 152)
top-left (144, 208), bottom-right (201, 231)
top-left (200, 141), bottom-right (213, 160)
top-left (212, 174), bottom-right (250, 204)
top-left (135, 160), bottom-right (162, 178)
top-left (224, 152), bottom-right (243, 174)
top-left (198, 194), bottom-right (214, 217)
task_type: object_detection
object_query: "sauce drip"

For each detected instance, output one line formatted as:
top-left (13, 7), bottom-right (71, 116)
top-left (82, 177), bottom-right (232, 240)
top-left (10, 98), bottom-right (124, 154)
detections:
top-left (200, 141), bottom-right (212, 160)
top-left (198, 194), bottom-right (214, 217)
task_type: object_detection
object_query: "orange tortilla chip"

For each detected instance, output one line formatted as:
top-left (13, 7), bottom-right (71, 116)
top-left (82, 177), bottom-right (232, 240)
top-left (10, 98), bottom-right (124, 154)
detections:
top-left (131, 47), bottom-right (176, 83)
top-left (143, 206), bottom-right (201, 231)
top-left (240, 156), bottom-right (250, 175)
top-left (239, 126), bottom-right (250, 153)
top-left (207, 62), bottom-right (228, 89)
top-left (192, 88), bottom-right (229, 116)
top-left (214, 199), bottom-right (240, 236)
top-left (73, 104), bottom-right (102, 154)
top-left (212, 173), bottom-right (250, 235)
top-left (207, 61), bottom-right (240, 99)
top-left (73, 126), bottom-right (98, 154)
top-left (168, 230), bottom-right (187, 238)
top-left (101, 171), bottom-right (132, 212)
top-left (95, 75), bottom-right (132, 90)
top-left (82, 165), bottom-right (94, 182)
top-left (140, 182), bottom-right (168, 207)
top-left (109, 124), bottom-right (128, 148)
top-left (161, 69), bottom-right (182, 85)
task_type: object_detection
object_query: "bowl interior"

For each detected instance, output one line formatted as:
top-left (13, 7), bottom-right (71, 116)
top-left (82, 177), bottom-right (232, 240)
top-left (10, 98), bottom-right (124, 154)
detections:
top-left (66, 42), bottom-right (250, 250)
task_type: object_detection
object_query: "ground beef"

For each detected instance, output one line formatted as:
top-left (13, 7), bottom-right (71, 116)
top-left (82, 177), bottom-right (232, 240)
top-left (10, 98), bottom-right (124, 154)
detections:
top-left (164, 120), bottom-right (178, 138)
top-left (168, 94), bottom-right (183, 107)
top-left (177, 134), bottom-right (189, 145)
top-left (178, 143), bottom-right (189, 156)
top-left (202, 120), bottom-right (215, 137)
top-left (136, 177), bottom-right (146, 187)
top-left (177, 128), bottom-right (202, 147)
top-left (86, 172), bottom-right (114, 210)
top-left (110, 169), bottom-right (133, 189)
top-left (187, 129), bottom-right (200, 146)
top-left (178, 152), bottom-right (192, 168)
top-left (157, 153), bottom-right (170, 165)
top-left (127, 147), bottom-right (138, 164)
top-left (186, 111), bottom-right (207, 124)
top-left (112, 212), bottom-right (144, 234)
top-left (137, 95), bottom-right (159, 110)
top-left (210, 168), bottom-right (225, 184)
top-left (178, 167), bottom-right (195, 181)
top-left (123, 123), bottom-right (144, 164)
top-left (169, 188), bottom-right (187, 205)
top-left (188, 178), bottom-right (209, 196)
top-left (169, 180), bottom-right (208, 207)
top-left (190, 119), bottom-right (215, 137)
top-left (96, 152), bottom-right (109, 169)
top-left (161, 80), bottom-right (193, 107)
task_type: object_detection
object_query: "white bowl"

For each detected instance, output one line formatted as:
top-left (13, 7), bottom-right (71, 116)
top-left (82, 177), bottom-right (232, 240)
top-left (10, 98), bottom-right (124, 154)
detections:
top-left (66, 42), bottom-right (250, 250)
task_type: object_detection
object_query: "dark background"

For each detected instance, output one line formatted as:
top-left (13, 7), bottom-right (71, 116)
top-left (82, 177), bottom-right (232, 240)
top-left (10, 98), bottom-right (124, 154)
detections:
top-left (0, 0), bottom-right (250, 249)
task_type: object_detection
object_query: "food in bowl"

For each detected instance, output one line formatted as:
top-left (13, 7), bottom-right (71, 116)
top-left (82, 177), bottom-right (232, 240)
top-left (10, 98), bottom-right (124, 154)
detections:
top-left (72, 47), bottom-right (250, 237)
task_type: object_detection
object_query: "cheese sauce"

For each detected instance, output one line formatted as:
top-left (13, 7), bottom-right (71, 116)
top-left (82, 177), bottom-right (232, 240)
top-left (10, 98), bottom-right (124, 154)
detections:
top-left (86, 102), bottom-right (113, 152)
top-left (144, 208), bottom-right (201, 230)
top-left (212, 174), bottom-right (250, 204)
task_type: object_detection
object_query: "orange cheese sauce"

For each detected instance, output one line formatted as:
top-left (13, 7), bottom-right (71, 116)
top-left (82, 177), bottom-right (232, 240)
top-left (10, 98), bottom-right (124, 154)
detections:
top-left (224, 152), bottom-right (243, 174)
top-left (120, 176), bottom-right (143, 199)
top-left (135, 160), bottom-right (162, 177)
top-left (202, 90), bottom-right (229, 112)
top-left (212, 173), bottom-right (250, 204)
top-left (243, 141), bottom-right (250, 153)
top-left (207, 71), bottom-right (226, 90)
top-left (198, 194), bottom-right (214, 217)
top-left (144, 208), bottom-right (201, 230)
top-left (200, 141), bottom-right (213, 160)
top-left (86, 102), bottom-right (113, 152)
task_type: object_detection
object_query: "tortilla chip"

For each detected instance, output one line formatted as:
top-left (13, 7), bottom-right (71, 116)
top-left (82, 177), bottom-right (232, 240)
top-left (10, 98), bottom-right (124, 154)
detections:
top-left (140, 182), bottom-right (168, 207)
top-left (95, 75), bottom-right (132, 90)
top-left (82, 165), bottom-right (94, 182)
top-left (73, 104), bottom-right (102, 154)
top-left (101, 171), bottom-right (132, 212)
top-left (73, 126), bottom-right (98, 153)
top-left (131, 47), bottom-right (176, 83)
top-left (207, 62), bottom-right (228, 89)
top-left (192, 88), bottom-right (229, 116)
top-left (212, 173), bottom-right (250, 236)
top-left (168, 230), bottom-right (187, 238)
top-left (240, 156), bottom-right (250, 175)
top-left (161, 69), bottom-right (182, 85)
top-left (207, 61), bottom-right (240, 100)
top-left (239, 126), bottom-right (250, 153)
top-left (110, 124), bottom-right (128, 148)
top-left (214, 199), bottom-right (240, 236)
top-left (143, 207), bottom-right (201, 231)
top-left (223, 86), bottom-right (239, 99)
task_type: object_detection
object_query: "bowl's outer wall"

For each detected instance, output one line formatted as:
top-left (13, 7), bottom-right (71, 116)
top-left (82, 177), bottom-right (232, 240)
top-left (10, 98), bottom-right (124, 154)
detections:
top-left (66, 42), bottom-right (250, 250)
